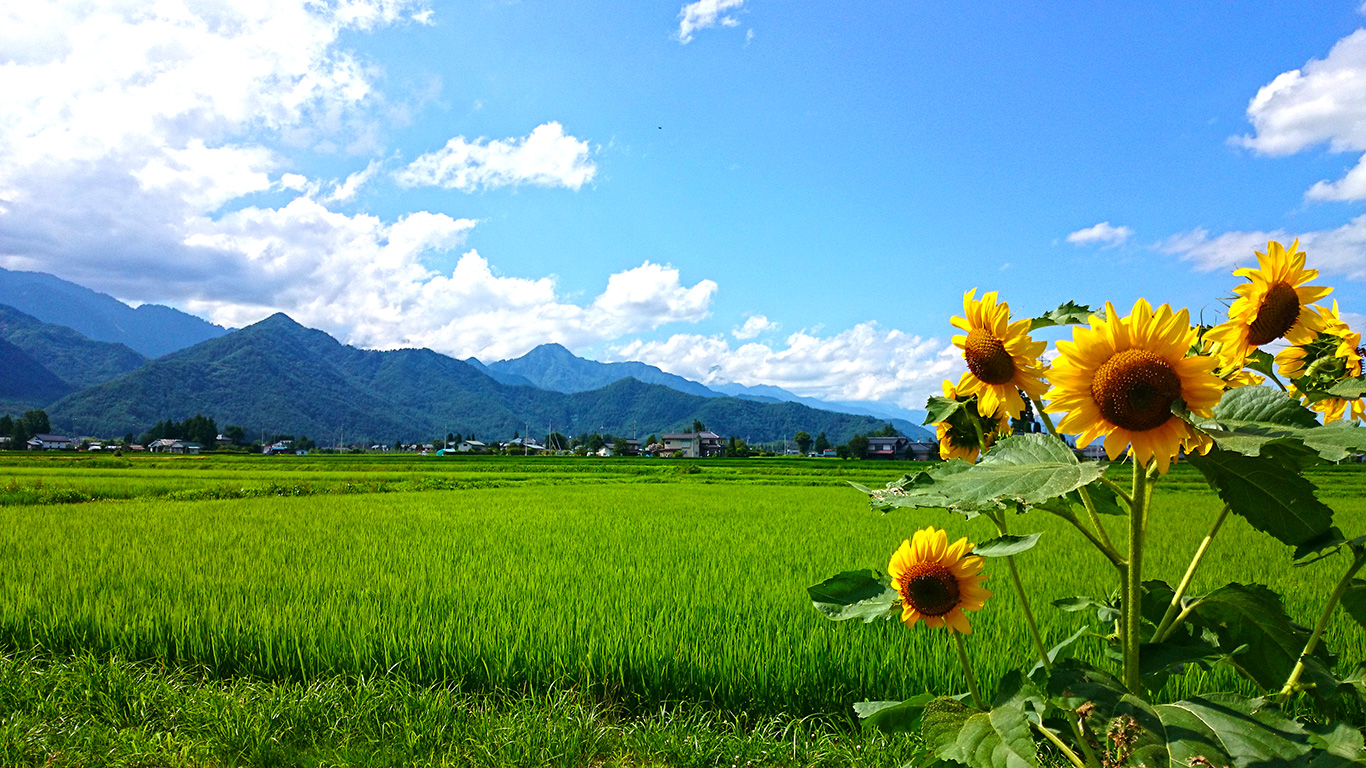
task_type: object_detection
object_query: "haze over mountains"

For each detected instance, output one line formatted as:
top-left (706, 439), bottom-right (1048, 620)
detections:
top-left (0, 268), bottom-right (931, 443)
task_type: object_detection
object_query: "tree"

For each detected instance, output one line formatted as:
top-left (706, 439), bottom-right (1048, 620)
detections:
top-left (646, 434), bottom-right (659, 446)
top-left (847, 434), bottom-right (869, 459)
top-left (446, 432), bottom-right (456, 447)
top-left (11, 418), bottom-right (30, 448)
top-left (224, 425), bottom-right (245, 445)
top-left (296, 435), bottom-right (316, 451)
top-left (453, 432), bottom-right (463, 445)
top-left (546, 432), bottom-right (568, 451)
top-left (613, 435), bottom-right (630, 455)
top-left (875, 423), bottom-right (899, 437)
top-left (814, 432), bottom-right (831, 453)
top-left (834, 444), bottom-right (850, 459)
top-left (794, 431), bottom-right (812, 455)
top-left (0, 416), bottom-right (12, 440)
top-left (22, 409), bottom-right (50, 436)
top-left (587, 434), bottom-right (605, 453)
top-left (691, 418), bottom-right (706, 434)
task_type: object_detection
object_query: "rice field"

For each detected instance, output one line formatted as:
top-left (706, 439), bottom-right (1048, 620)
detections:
top-left (1, 453), bottom-right (1363, 719)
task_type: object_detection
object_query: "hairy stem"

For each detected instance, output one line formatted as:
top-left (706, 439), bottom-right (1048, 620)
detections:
top-left (951, 630), bottom-right (986, 709)
top-left (1124, 456), bottom-right (1151, 693)
top-left (1032, 720), bottom-right (1089, 768)
top-left (1279, 552), bottom-right (1365, 702)
top-left (987, 511), bottom-right (1051, 671)
top-left (1030, 396), bottom-right (1121, 564)
top-left (1153, 504), bottom-right (1230, 643)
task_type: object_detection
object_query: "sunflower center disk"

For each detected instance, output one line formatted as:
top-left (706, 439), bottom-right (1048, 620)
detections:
top-left (900, 564), bottom-right (961, 617)
top-left (964, 329), bottom-right (1017, 385)
top-left (1091, 349), bottom-right (1182, 432)
top-left (1247, 283), bottom-right (1301, 346)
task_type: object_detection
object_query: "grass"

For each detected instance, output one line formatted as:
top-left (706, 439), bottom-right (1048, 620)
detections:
top-left (0, 453), bottom-right (1362, 764)
top-left (0, 651), bottom-right (927, 767)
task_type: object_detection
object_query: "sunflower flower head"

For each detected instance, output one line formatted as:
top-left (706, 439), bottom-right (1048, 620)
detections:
top-left (1045, 299), bottom-right (1224, 474)
top-left (934, 377), bottom-right (1012, 462)
top-left (951, 289), bottom-right (1049, 419)
top-left (887, 526), bottom-right (991, 634)
top-left (1204, 239), bottom-right (1333, 368)
top-left (1282, 302), bottom-right (1365, 423)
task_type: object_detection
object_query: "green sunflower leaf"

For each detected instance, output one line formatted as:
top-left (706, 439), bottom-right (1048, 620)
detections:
top-left (921, 672), bottom-right (1042, 768)
top-left (854, 694), bottom-right (936, 734)
top-left (1327, 376), bottom-right (1366, 400)
top-left (924, 395), bottom-right (965, 425)
top-left (1185, 583), bottom-right (1335, 694)
top-left (1210, 385), bottom-right (1320, 427)
top-left (807, 569), bottom-right (898, 623)
top-left (1195, 385), bottom-right (1366, 461)
top-left (1127, 695), bottom-right (1314, 768)
top-left (866, 434), bottom-right (1106, 516)
top-left (1241, 349), bottom-right (1278, 379)
top-left (1187, 444), bottom-right (1334, 548)
top-left (1029, 300), bottom-right (1099, 331)
top-left (973, 533), bottom-right (1042, 557)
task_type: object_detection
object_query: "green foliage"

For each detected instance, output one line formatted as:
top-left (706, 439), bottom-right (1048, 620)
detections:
top-left (1028, 300), bottom-right (1099, 331)
top-left (921, 673), bottom-right (1041, 768)
top-left (865, 434), bottom-right (1106, 516)
top-left (1192, 385), bottom-right (1366, 462)
top-left (794, 431), bottom-right (813, 455)
top-left (1188, 444), bottom-right (1334, 547)
top-left (972, 533), bottom-right (1041, 558)
top-left (847, 434), bottom-right (869, 459)
top-left (807, 570), bottom-right (898, 623)
top-left (1185, 583), bottom-right (1335, 694)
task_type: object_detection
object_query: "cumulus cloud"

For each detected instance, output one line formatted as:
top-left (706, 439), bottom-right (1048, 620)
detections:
top-left (1159, 216), bottom-right (1366, 281)
top-left (610, 324), bottom-right (961, 410)
top-left (676, 0), bottom-right (746, 44)
top-left (326, 159), bottom-right (383, 203)
top-left (1234, 29), bottom-right (1366, 200)
top-left (732, 314), bottom-right (777, 339)
top-left (0, 0), bottom-right (707, 363)
top-left (394, 122), bottom-right (596, 192)
top-left (1065, 222), bottom-right (1133, 248)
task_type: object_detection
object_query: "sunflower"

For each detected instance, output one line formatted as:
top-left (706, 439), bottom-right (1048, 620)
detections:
top-left (1204, 239), bottom-right (1333, 368)
top-left (935, 376), bottom-right (1012, 462)
top-left (887, 526), bottom-right (991, 634)
top-left (951, 290), bottom-right (1049, 418)
top-left (1277, 301), bottom-right (1362, 381)
top-left (1045, 299), bottom-right (1224, 474)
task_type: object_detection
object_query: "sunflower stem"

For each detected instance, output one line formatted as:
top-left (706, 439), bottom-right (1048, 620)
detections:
top-left (1032, 720), bottom-right (1090, 768)
top-left (951, 630), bottom-right (986, 709)
top-left (1124, 456), bottom-right (1152, 694)
top-left (988, 511), bottom-right (1051, 671)
top-left (1096, 474), bottom-right (1133, 507)
top-left (1152, 504), bottom-right (1230, 643)
top-left (1278, 550), bottom-right (1365, 703)
top-left (969, 411), bottom-right (989, 462)
top-left (1266, 370), bottom-right (1289, 392)
top-left (1030, 396), bottom-right (1123, 566)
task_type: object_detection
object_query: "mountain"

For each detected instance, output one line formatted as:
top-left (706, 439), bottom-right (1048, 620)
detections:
top-left (0, 338), bottom-right (73, 414)
top-left (488, 343), bottom-right (719, 397)
top-left (47, 314), bottom-right (903, 444)
top-left (0, 304), bottom-right (148, 389)
top-left (462, 357), bottom-right (539, 389)
top-left (711, 382), bottom-right (932, 438)
top-left (0, 267), bottom-right (227, 357)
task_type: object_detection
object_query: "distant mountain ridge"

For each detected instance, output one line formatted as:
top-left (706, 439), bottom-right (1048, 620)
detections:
top-left (0, 337), bottom-right (72, 413)
top-left (488, 343), bottom-right (718, 397)
top-left (48, 314), bottom-right (908, 444)
top-left (0, 268), bottom-right (227, 358)
top-left (0, 304), bottom-right (148, 389)
top-left (487, 344), bottom-right (932, 439)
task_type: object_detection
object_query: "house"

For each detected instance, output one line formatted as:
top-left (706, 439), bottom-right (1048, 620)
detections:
top-left (661, 431), bottom-right (725, 458)
top-left (262, 441), bottom-right (292, 455)
top-left (1079, 444), bottom-right (1108, 461)
top-left (597, 438), bottom-right (642, 457)
top-left (150, 439), bottom-right (203, 454)
top-left (26, 434), bottom-right (75, 450)
top-left (457, 440), bottom-right (487, 453)
top-left (865, 435), bottom-right (912, 460)
top-left (906, 440), bottom-right (940, 461)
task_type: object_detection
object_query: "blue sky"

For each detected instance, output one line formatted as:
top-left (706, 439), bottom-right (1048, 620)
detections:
top-left (4, 1), bottom-right (1366, 410)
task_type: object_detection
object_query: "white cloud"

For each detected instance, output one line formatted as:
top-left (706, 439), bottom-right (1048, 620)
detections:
top-left (1159, 216), bottom-right (1366, 281)
top-left (1234, 29), bottom-right (1366, 200)
top-left (325, 159), bottom-right (383, 202)
top-left (1065, 221), bottom-right (1133, 248)
top-left (610, 324), bottom-right (961, 410)
top-left (676, 0), bottom-right (746, 44)
top-left (732, 314), bottom-right (777, 339)
top-left (394, 122), bottom-right (596, 192)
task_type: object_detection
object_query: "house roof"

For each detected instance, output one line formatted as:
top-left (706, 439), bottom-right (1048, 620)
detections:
top-left (32, 434), bottom-right (73, 442)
